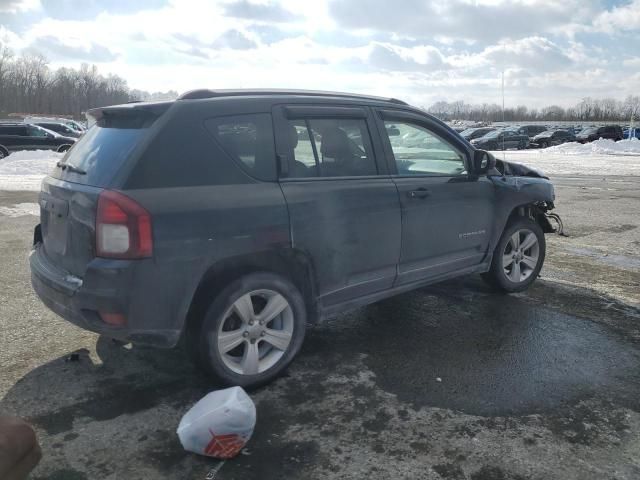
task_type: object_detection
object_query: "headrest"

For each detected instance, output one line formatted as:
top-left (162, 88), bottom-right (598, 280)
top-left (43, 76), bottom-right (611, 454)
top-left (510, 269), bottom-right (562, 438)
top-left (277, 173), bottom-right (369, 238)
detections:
top-left (320, 127), bottom-right (351, 159)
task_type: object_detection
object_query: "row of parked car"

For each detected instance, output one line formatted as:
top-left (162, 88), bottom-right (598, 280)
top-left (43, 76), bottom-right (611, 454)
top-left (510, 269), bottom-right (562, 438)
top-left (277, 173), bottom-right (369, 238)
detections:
top-left (0, 118), bottom-right (86, 158)
top-left (457, 124), bottom-right (636, 150)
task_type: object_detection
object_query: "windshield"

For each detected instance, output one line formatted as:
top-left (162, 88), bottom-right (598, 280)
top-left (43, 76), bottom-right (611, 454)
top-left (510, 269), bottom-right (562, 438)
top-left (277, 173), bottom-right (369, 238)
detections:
top-left (538, 130), bottom-right (554, 137)
top-left (580, 127), bottom-right (597, 135)
top-left (51, 122), bottom-right (150, 186)
top-left (460, 128), bottom-right (476, 136)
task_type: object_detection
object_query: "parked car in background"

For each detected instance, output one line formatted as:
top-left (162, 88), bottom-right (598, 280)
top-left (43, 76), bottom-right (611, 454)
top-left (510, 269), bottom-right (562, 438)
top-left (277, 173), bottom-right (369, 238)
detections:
top-left (459, 127), bottom-right (496, 141)
top-left (34, 122), bottom-right (82, 138)
top-left (530, 129), bottom-right (576, 149)
top-left (623, 128), bottom-right (640, 140)
top-left (29, 89), bottom-right (557, 387)
top-left (513, 125), bottom-right (549, 140)
top-left (25, 116), bottom-right (86, 134)
top-left (0, 123), bottom-right (76, 158)
top-left (576, 125), bottom-right (624, 143)
top-left (470, 129), bottom-right (529, 150)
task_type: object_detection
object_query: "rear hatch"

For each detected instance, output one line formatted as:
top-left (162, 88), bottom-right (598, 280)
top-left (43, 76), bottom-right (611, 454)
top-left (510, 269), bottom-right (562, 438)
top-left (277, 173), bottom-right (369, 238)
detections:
top-left (38, 103), bottom-right (168, 277)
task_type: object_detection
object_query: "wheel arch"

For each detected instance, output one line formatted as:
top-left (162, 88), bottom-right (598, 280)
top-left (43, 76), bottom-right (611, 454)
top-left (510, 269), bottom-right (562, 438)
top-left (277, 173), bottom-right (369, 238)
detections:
top-left (505, 202), bottom-right (555, 234)
top-left (183, 248), bottom-right (319, 341)
top-left (0, 144), bottom-right (8, 157)
top-left (57, 144), bottom-right (72, 152)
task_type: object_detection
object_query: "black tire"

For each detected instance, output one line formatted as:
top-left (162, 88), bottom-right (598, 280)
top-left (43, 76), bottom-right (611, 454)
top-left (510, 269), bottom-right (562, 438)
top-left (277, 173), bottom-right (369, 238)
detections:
top-left (0, 146), bottom-right (8, 159)
top-left (189, 272), bottom-right (307, 388)
top-left (482, 217), bottom-right (546, 293)
top-left (57, 144), bottom-right (72, 153)
top-left (517, 140), bottom-right (526, 150)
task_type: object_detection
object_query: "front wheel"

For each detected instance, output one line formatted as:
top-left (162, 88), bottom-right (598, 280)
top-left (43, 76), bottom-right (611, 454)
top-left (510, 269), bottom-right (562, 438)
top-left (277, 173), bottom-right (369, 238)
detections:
top-left (482, 218), bottom-right (546, 292)
top-left (190, 272), bottom-right (307, 388)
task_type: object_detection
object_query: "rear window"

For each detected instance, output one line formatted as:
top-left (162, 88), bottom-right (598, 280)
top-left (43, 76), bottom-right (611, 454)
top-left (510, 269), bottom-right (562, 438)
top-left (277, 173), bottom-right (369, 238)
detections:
top-left (51, 116), bottom-right (151, 186)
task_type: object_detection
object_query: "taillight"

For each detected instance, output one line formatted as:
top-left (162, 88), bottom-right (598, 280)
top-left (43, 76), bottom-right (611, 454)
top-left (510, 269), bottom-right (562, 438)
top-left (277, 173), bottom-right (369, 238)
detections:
top-left (96, 190), bottom-right (153, 259)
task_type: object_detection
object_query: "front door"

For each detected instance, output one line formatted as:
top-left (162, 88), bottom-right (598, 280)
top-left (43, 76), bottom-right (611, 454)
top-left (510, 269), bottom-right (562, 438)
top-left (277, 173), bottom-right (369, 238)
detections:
top-left (273, 105), bottom-right (402, 307)
top-left (375, 109), bottom-right (496, 285)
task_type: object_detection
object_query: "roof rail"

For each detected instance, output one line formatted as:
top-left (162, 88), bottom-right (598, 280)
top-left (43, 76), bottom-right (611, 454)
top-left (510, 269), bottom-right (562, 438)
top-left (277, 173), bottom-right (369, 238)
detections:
top-left (178, 88), bottom-right (408, 105)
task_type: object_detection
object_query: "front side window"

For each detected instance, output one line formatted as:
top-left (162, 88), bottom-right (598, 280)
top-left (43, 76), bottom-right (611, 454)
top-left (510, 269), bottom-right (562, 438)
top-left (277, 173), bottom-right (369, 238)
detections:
top-left (205, 113), bottom-right (276, 181)
top-left (27, 125), bottom-right (48, 137)
top-left (287, 117), bottom-right (377, 178)
top-left (383, 121), bottom-right (466, 176)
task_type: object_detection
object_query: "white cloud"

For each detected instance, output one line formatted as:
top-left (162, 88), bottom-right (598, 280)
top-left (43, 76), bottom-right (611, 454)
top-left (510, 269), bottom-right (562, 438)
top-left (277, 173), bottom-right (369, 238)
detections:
top-left (0, 0), bottom-right (40, 13)
top-left (593, 0), bottom-right (640, 33)
top-left (0, 0), bottom-right (637, 108)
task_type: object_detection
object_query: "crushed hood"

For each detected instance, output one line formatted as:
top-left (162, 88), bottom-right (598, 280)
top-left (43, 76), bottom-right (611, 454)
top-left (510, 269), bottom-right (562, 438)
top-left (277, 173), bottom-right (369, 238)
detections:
top-left (494, 159), bottom-right (548, 179)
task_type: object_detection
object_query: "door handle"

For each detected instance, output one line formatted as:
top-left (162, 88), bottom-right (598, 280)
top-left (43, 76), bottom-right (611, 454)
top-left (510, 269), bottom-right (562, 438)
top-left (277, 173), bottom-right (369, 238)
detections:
top-left (408, 188), bottom-right (430, 199)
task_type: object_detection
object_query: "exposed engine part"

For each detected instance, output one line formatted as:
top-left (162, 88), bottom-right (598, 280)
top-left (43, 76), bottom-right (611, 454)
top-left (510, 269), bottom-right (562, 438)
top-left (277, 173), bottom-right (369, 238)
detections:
top-left (545, 212), bottom-right (567, 236)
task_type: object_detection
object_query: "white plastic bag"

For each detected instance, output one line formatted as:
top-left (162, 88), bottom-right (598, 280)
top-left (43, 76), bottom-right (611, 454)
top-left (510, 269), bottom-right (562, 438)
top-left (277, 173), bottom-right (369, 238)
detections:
top-left (177, 386), bottom-right (256, 459)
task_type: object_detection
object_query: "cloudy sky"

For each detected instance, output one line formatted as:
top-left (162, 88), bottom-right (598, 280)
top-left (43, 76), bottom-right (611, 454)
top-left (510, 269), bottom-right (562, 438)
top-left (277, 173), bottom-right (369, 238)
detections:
top-left (1, 0), bottom-right (639, 108)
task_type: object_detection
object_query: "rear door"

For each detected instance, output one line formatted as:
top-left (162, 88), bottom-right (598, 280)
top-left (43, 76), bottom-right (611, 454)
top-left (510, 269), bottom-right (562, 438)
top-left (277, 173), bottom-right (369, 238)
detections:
top-left (374, 108), bottom-right (495, 285)
top-left (273, 104), bottom-right (401, 306)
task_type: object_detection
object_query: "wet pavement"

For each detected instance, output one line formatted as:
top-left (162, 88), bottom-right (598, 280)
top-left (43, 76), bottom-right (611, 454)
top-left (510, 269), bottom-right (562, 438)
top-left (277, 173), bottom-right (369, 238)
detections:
top-left (1, 176), bottom-right (640, 479)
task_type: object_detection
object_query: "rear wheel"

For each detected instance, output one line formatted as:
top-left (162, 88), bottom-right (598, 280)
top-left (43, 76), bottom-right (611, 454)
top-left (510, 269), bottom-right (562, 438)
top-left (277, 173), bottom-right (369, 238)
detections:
top-left (57, 144), bottom-right (72, 153)
top-left (0, 146), bottom-right (8, 159)
top-left (189, 272), bottom-right (307, 388)
top-left (482, 218), bottom-right (545, 292)
top-left (517, 140), bottom-right (527, 150)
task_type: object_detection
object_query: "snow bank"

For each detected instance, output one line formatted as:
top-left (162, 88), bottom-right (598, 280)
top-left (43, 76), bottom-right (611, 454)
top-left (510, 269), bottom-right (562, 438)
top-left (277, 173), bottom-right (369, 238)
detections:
top-left (0, 150), bottom-right (61, 191)
top-left (491, 150), bottom-right (640, 176)
top-left (545, 138), bottom-right (640, 156)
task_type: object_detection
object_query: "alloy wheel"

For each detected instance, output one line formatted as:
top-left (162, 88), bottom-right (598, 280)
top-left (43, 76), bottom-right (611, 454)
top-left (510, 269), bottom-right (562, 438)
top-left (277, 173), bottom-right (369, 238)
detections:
top-left (502, 228), bottom-right (540, 283)
top-left (216, 289), bottom-right (294, 375)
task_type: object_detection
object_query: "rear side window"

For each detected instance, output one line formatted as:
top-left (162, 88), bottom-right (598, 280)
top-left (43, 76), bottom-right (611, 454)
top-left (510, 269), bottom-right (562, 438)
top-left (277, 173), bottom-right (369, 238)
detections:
top-left (205, 114), bottom-right (276, 181)
top-left (0, 126), bottom-right (26, 135)
top-left (51, 116), bottom-right (151, 187)
top-left (287, 118), bottom-right (377, 178)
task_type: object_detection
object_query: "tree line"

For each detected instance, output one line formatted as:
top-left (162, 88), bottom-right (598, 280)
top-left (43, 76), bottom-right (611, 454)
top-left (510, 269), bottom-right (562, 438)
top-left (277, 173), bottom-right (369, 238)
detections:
top-left (0, 43), bottom-right (177, 119)
top-left (1, 41), bottom-right (638, 123)
top-left (426, 97), bottom-right (640, 123)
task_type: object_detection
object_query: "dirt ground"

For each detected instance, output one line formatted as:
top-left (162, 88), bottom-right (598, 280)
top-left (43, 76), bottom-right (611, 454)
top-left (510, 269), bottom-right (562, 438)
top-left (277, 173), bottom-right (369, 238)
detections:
top-left (1, 174), bottom-right (639, 480)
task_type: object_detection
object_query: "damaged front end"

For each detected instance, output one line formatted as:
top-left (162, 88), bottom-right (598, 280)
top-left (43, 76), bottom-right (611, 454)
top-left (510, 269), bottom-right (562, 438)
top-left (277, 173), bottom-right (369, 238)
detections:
top-left (492, 158), bottom-right (566, 236)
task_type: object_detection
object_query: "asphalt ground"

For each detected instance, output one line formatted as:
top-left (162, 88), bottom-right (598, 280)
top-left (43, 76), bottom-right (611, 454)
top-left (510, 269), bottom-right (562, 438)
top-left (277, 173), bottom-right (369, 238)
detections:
top-left (1, 174), bottom-right (639, 480)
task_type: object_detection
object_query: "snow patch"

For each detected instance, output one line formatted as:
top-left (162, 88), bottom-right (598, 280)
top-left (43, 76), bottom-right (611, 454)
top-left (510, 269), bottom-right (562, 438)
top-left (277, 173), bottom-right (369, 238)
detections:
top-left (492, 150), bottom-right (640, 176)
top-left (0, 150), bottom-right (61, 191)
top-left (545, 138), bottom-right (640, 156)
top-left (0, 203), bottom-right (40, 217)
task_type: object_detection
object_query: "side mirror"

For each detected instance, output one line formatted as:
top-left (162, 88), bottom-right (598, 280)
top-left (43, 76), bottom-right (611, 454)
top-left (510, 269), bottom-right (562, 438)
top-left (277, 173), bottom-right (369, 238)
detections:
top-left (473, 149), bottom-right (496, 175)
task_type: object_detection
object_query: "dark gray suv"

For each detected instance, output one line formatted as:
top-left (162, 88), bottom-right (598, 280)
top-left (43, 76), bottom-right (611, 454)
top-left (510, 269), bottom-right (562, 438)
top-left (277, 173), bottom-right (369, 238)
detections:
top-left (30, 89), bottom-right (557, 387)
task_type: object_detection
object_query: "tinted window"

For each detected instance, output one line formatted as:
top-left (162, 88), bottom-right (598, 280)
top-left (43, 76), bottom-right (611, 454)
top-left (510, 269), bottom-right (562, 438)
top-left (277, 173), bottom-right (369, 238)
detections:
top-left (40, 123), bottom-right (62, 133)
top-left (51, 120), bottom-right (149, 186)
top-left (205, 114), bottom-right (276, 181)
top-left (27, 125), bottom-right (48, 137)
top-left (287, 118), bottom-right (377, 178)
top-left (0, 126), bottom-right (25, 135)
top-left (383, 121), bottom-right (466, 176)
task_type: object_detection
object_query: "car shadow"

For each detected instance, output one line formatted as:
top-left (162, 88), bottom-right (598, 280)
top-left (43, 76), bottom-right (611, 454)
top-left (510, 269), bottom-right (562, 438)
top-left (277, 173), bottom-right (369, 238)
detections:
top-left (2, 276), bottom-right (639, 479)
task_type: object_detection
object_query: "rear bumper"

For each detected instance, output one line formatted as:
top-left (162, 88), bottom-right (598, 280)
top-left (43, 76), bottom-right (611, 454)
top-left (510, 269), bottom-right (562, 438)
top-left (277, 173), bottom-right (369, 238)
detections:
top-left (30, 244), bottom-right (181, 347)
